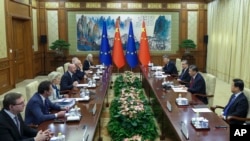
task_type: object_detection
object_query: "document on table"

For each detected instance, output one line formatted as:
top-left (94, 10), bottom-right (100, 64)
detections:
top-left (172, 87), bottom-right (187, 92)
top-left (192, 108), bottom-right (212, 113)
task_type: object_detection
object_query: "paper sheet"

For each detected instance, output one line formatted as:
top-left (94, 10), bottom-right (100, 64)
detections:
top-left (172, 87), bottom-right (187, 92)
top-left (192, 108), bottom-right (212, 113)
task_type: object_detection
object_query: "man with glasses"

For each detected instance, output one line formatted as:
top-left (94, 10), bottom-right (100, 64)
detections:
top-left (25, 81), bottom-right (69, 125)
top-left (0, 92), bottom-right (53, 141)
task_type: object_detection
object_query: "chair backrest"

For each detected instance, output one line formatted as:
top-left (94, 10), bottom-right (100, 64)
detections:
top-left (56, 66), bottom-right (64, 74)
top-left (175, 58), bottom-right (182, 75)
top-left (243, 88), bottom-right (250, 119)
top-left (200, 73), bottom-right (216, 107)
top-left (0, 97), bottom-right (3, 109)
top-left (25, 81), bottom-right (39, 101)
top-left (64, 62), bottom-right (70, 72)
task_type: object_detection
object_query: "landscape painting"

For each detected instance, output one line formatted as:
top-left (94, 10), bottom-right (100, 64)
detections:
top-left (76, 14), bottom-right (171, 52)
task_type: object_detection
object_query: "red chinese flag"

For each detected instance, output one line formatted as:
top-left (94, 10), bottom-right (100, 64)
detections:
top-left (112, 19), bottom-right (125, 69)
top-left (139, 21), bottom-right (150, 66)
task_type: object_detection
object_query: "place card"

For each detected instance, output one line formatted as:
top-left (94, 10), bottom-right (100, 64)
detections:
top-left (166, 100), bottom-right (172, 112)
top-left (92, 103), bottom-right (97, 116)
top-left (181, 122), bottom-right (189, 140)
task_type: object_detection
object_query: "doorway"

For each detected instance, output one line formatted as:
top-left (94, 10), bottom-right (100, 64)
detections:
top-left (12, 19), bottom-right (28, 83)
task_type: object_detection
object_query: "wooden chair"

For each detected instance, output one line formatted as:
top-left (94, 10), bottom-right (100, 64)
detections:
top-left (211, 88), bottom-right (250, 124)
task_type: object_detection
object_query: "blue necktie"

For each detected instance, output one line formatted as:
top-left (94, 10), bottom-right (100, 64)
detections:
top-left (14, 116), bottom-right (20, 133)
top-left (223, 95), bottom-right (236, 116)
top-left (180, 69), bottom-right (185, 79)
top-left (44, 99), bottom-right (50, 114)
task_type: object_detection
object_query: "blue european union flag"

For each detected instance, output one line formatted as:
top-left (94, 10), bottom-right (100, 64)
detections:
top-left (99, 21), bottom-right (112, 66)
top-left (125, 21), bottom-right (138, 68)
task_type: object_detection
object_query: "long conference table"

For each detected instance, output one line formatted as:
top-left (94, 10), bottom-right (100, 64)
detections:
top-left (140, 65), bottom-right (229, 141)
top-left (38, 67), bottom-right (112, 141)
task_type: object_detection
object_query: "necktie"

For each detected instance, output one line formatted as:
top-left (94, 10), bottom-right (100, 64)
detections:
top-left (223, 95), bottom-right (236, 116)
top-left (180, 69), bottom-right (185, 79)
top-left (14, 116), bottom-right (20, 133)
top-left (189, 77), bottom-right (194, 88)
top-left (44, 99), bottom-right (50, 114)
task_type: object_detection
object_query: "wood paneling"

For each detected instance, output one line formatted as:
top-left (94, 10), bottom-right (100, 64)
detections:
top-left (8, 1), bottom-right (31, 18)
top-left (0, 60), bottom-right (12, 95)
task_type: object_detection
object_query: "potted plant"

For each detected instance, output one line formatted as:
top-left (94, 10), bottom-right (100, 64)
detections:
top-left (49, 39), bottom-right (70, 56)
top-left (179, 39), bottom-right (196, 54)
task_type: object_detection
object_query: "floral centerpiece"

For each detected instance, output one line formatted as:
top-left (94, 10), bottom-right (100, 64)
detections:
top-left (108, 72), bottom-right (158, 141)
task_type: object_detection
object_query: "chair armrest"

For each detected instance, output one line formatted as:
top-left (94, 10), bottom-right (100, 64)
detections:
top-left (227, 116), bottom-right (250, 122)
top-left (210, 105), bottom-right (225, 112)
top-left (193, 94), bottom-right (214, 98)
top-left (60, 90), bottom-right (70, 95)
top-left (27, 124), bottom-right (38, 129)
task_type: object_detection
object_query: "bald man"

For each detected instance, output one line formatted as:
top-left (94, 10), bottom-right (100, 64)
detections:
top-left (74, 59), bottom-right (85, 80)
top-left (60, 63), bottom-right (79, 91)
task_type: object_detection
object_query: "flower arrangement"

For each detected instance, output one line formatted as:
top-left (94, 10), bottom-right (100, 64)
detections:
top-left (108, 72), bottom-right (158, 141)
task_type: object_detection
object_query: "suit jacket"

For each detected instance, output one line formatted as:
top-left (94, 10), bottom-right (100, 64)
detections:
top-left (60, 71), bottom-right (79, 91)
top-left (224, 93), bottom-right (249, 125)
top-left (187, 73), bottom-right (208, 104)
top-left (25, 93), bottom-right (61, 125)
top-left (179, 68), bottom-right (191, 84)
top-left (75, 68), bottom-right (85, 80)
top-left (0, 109), bottom-right (37, 141)
top-left (83, 60), bottom-right (93, 70)
top-left (162, 61), bottom-right (178, 75)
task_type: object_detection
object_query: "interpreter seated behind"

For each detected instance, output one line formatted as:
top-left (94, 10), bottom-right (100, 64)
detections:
top-left (183, 65), bottom-right (207, 104)
top-left (25, 81), bottom-right (69, 125)
top-left (60, 63), bottom-right (79, 91)
top-left (217, 79), bottom-right (249, 125)
top-left (162, 55), bottom-right (178, 75)
top-left (83, 53), bottom-right (94, 71)
top-left (177, 60), bottom-right (191, 86)
top-left (0, 92), bottom-right (53, 141)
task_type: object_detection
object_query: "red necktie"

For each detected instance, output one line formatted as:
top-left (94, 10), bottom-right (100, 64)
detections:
top-left (189, 77), bottom-right (194, 88)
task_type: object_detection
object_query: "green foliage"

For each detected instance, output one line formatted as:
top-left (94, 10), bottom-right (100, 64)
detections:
top-left (49, 39), bottom-right (70, 51)
top-left (108, 73), bottom-right (158, 141)
top-left (179, 39), bottom-right (196, 49)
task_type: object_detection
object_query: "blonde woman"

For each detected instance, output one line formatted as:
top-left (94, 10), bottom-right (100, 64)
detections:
top-left (48, 71), bottom-right (68, 101)
top-left (83, 53), bottom-right (94, 70)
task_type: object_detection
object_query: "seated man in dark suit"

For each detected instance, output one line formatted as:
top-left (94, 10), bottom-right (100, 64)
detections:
top-left (184, 65), bottom-right (207, 104)
top-left (162, 55), bottom-right (178, 75)
top-left (218, 79), bottom-right (249, 124)
top-left (74, 59), bottom-right (85, 80)
top-left (60, 63), bottom-right (79, 91)
top-left (177, 60), bottom-right (191, 85)
top-left (25, 81), bottom-right (68, 125)
top-left (0, 92), bottom-right (52, 141)
top-left (83, 54), bottom-right (94, 71)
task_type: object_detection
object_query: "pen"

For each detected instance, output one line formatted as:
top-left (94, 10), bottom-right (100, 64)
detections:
top-left (215, 125), bottom-right (227, 128)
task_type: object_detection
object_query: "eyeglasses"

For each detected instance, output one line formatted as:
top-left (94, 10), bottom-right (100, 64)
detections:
top-left (14, 100), bottom-right (25, 106)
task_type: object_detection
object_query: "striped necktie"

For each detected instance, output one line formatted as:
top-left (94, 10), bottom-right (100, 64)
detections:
top-left (14, 116), bottom-right (20, 133)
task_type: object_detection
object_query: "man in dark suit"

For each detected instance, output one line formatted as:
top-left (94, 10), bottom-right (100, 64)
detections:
top-left (0, 92), bottom-right (52, 141)
top-left (219, 79), bottom-right (249, 124)
top-left (162, 55), bottom-right (178, 75)
top-left (25, 81), bottom-right (68, 125)
top-left (83, 54), bottom-right (94, 71)
top-left (177, 60), bottom-right (191, 85)
top-left (60, 63), bottom-right (79, 91)
top-left (185, 65), bottom-right (207, 104)
top-left (74, 59), bottom-right (85, 80)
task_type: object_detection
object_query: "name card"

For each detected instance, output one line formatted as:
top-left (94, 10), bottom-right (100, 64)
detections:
top-left (181, 122), bottom-right (189, 140)
top-left (92, 103), bottom-right (97, 116)
top-left (166, 101), bottom-right (172, 112)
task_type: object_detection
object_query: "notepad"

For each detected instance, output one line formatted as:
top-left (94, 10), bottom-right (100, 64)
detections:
top-left (67, 116), bottom-right (80, 121)
top-left (172, 87), bottom-right (187, 92)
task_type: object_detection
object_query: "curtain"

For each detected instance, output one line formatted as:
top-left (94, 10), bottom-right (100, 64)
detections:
top-left (207, 0), bottom-right (250, 88)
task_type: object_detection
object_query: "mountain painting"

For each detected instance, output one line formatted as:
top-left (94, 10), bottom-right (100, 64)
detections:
top-left (76, 14), bottom-right (171, 51)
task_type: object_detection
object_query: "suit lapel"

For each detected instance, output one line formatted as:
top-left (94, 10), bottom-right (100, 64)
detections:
top-left (1, 110), bottom-right (21, 137)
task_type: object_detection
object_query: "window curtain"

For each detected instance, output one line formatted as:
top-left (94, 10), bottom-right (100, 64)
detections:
top-left (207, 0), bottom-right (250, 88)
